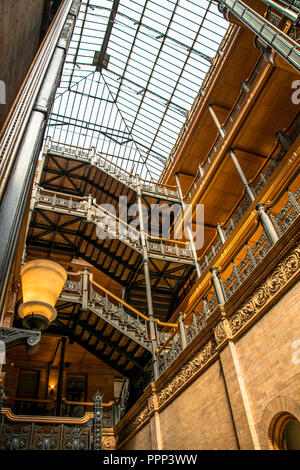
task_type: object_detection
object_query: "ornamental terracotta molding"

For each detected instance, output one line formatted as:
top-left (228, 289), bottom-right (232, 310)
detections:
top-left (213, 316), bottom-right (232, 345)
top-left (148, 391), bottom-right (159, 413)
top-left (229, 242), bottom-right (300, 335)
top-left (116, 239), bottom-right (300, 445)
top-left (102, 434), bottom-right (117, 450)
top-left (157, 337), bottom-right (216, 408)
top-left (118, 405), bottom-right (149, 444)
top-left (117, 338), bottom-right (218, 445)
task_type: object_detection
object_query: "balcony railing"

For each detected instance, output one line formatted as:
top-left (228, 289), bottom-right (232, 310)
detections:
top-left (157, 180), bottom-right (300, 376)
top-left (3, 397), bottom-right (114, 426)
top-left (0, 391), bottom-right (105, 450)
top-left (46, 139), bottom-right (180, 200)
top-left (192, 113), bottom-right (300, 276)
top-left (33, 186), bottom-right (194, 264)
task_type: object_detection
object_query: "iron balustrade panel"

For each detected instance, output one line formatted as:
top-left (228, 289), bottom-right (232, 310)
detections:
top-left (0, 419), bottom-right (93, 450)
top-left (268, 189), bottom-right (300, 235)
top-left (221, 225), bottom-right (272, 299)
top-left (115, 379), bottom-right (130, 424)
top-left (0, 392), bottom-right (105, 450)
top-left (46, 140), bottom-right (181, 202)
top-left (190, 113), bottom-right (300, 280)
top-left (48, 141), bottom-right (91, 160)
top-left (156, 184), bottom-right (300, 379)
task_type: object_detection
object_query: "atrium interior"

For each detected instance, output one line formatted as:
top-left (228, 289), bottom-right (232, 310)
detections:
top-left (0, 0), bottom-right (299, 451)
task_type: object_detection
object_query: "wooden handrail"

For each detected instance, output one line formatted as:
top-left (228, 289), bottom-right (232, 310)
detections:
top-left (38, 187), bottom-right (189, 245)
top-left (147, 234), bottom-right (190, 246)
top-left (156, 325), bottom-right (179, 355)
top-left (89, 274), bottom-right (177, 328)
top-left (0, 407), bottom-right (94, 425)
top-left (62, 399), bottom-right (114, 407)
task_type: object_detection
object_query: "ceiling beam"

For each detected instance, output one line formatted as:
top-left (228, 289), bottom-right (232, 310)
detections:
top-left (77, 319), bottom-right (145, 369)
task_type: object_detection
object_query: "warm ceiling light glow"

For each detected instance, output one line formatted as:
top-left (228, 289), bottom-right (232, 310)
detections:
top-left (18, 259), bottom-right (67, 330)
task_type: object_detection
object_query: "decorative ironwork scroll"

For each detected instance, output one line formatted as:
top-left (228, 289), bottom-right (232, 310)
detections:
top-left (93, 391), bottom-right (103, 450)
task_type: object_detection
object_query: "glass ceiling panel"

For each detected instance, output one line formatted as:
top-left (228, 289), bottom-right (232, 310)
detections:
top-left (46, 0), bottom-right (228, 181)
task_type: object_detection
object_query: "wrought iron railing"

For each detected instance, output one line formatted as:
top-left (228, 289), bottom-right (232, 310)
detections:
top-left (114, 378), bottom-right (130, 424)
top-left (10, 399), bottom-right (56, 417)
top-left (268, 189), bottom-right (300, 235)
top-left (191, 113), bottom-right (300, 276)
top-left (54, 180), bottom-right (299, 379)
top-left (33, 186), bottom-right (194, 263)
top-left (60, 270), bottom-right (177, 352)
top-left (46, 139), bottom-right (180, 200)
top-left (157, 182), bottom-right (300, 375)
top-left (0, 391), bottom-right (104, 451)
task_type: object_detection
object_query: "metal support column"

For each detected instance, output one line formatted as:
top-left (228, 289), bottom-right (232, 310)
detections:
top-left (207, 105), bottom-right (255, 203)
top-left (198, 164), bottom-right (205, 178)
top-left (256, 203), bottom-right (279, 245)
top-left (217, 223), bottom-right (226, 244)
top-left (82, 267), bottom-right (89, 311)
top-left (174, 173), bottom-right (201, 279)
top-left (0, 0), bottom-right (80, 322)
top-left (56, 337), bottom-right (67, 416)
top-left (136, 181), bottom-right (159, 380)
top-left (178, 313), bottom-right (187, 350)
top-left (211, 267), bottom-right (226, 305)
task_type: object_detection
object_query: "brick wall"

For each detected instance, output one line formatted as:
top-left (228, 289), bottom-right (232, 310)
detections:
top-left (120, 423), bottom-right (152, 450)
top-left (117, 277), bottom-right (300, 450)
top-left (233, 279), bottom-right (300, 448)
top-left (158, 359), bottom-right (239, 450)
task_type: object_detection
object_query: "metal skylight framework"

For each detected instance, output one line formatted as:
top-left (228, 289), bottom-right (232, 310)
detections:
top-left (46, 0), bottom-right (228, 180)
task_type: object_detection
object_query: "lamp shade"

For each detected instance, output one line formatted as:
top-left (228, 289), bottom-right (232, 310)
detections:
top-left (18, 259), bottom-right (67, 330)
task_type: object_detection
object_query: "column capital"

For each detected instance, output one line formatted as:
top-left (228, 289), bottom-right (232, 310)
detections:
top-left (255, 202), bottom-right (265, 213)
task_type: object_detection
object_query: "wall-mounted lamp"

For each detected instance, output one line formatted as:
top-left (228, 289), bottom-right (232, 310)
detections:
top-left (18, 259), bottom-right (67, 331)
top-left (49, 384), bottom-right (55, 395)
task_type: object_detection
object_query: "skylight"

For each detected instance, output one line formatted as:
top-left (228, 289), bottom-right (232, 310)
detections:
top-left (46, 0), bottom-right (228, 180)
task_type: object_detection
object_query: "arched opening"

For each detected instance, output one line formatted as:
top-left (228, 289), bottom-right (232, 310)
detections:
top-left (273, 414), bottom-right (300, 450)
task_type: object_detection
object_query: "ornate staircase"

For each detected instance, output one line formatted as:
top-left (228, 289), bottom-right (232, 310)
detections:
top-left (47, 270), bottom-right (176, 378)
top-left (27, 139), bottom-right (196, 322)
